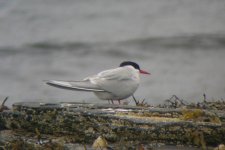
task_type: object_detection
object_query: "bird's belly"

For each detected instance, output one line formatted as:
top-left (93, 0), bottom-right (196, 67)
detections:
top-left (94, 81), bottom-right (139, 100)
top-left (94, 92), bottom-right (115, 100)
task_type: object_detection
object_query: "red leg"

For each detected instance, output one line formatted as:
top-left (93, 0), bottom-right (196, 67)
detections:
top-left (111, 100), bottom-right (114, 104)
top-left (118, 100), bottom-right (121, 105)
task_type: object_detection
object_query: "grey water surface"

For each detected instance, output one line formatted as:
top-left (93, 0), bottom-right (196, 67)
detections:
top-left (0, 0), bottom-right (225, 106)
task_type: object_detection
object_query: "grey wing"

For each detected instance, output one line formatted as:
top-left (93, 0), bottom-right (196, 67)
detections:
top-left (90, 67), bottom-right (133, 92)
top-left (45, 80), bottom-right (105, 92)
top-left (46, 67), bottom-right (132, 93)
top-left (96, 67), bottom-right (132, 81)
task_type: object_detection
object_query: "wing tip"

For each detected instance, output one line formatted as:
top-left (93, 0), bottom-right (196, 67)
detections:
top-left (44, 80), bottom-right (105, 92)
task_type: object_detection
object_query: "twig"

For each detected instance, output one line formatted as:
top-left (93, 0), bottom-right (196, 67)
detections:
top-left (141, 99), bottom-right (145, 104)
top-left (203, 93), bottom-right (207, 102)
top-left (0, 96), bottom-right (9, 112)
top-left (1, 96), bottom-right (8, 106)
top-left (163, 95), bottom-right (188, 108)
top-left (132, 95), bottom-right (139, 106)
top-left (132, 95), bottom-right (150, 107)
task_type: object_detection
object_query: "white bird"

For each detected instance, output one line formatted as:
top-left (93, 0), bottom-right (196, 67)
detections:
top-left (45, 61), bottom-right (150, 104)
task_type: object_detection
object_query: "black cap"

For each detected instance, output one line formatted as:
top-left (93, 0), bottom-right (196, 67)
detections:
top-left (119, 61), bottom-right (140, 70)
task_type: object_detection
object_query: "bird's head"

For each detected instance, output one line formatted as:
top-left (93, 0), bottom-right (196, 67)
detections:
top-left (119, 61), bottom-right (151, 75)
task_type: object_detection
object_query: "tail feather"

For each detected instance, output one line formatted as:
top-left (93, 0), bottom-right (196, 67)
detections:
top-left (45, 80), bottom-right (105, 92)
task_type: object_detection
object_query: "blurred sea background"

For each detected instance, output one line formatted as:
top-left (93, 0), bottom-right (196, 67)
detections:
top-left (0, 0), bottom-right (225, 106)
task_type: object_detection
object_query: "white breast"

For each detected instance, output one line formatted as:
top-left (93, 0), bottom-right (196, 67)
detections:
top-left (93, 66), bottom-right (140, 100)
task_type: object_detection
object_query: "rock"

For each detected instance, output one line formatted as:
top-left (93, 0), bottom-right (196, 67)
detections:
top-left (1, 101), bottom-right (225, 149)
top-left (92, 136), bottom-right (108, 150)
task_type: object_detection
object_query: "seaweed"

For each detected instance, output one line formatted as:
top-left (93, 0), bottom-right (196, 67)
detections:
top-left (181, 108), bottom-right (221, 124)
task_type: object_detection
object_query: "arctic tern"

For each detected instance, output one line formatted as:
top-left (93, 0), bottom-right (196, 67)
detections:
top-left (46, 61), bottom-right (150, 104)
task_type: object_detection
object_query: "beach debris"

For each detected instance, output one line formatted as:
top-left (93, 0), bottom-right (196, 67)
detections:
top-left (158, 94), bottom-right (225, 111)
top-left (132, 95), bottom-right (151, 107)
top-left (161, 95), bottom-right (188, 108)
top-left (0, 97), bottom-right (9, 112)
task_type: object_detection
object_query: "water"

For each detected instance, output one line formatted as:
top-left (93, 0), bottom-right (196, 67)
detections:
top-left (0, 0), bottom-right (225, 107)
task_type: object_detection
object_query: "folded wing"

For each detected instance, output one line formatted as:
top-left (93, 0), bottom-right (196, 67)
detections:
top-left (45, 80), bottom-right (105, 92)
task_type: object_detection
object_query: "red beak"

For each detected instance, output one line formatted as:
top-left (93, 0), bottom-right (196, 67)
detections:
top-left (139, 70), bottom-right (151, 75)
